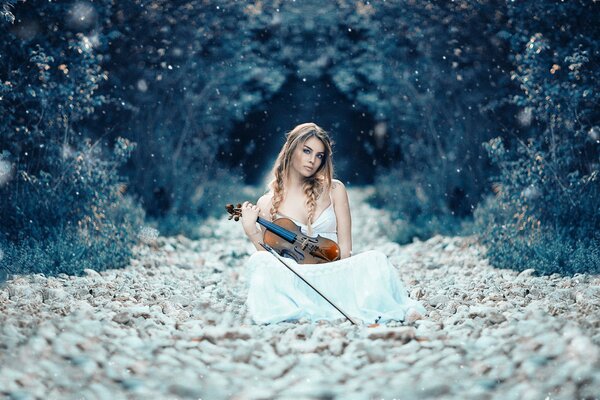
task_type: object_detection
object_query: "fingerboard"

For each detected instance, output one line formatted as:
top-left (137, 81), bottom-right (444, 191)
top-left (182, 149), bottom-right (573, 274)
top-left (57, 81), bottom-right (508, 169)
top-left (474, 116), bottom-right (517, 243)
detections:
top-left (257, 217), bottom-right (296, 243)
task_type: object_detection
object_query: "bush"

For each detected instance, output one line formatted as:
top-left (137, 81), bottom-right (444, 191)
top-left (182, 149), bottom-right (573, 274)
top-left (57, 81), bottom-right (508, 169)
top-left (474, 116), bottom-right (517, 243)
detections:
top-left (355, 0), bottom-right (514, 239)
top-left (371, 169), bottom-right (468, 244)
top-left (92, 0), bottom-right (285, 229)
top-left (154, 168), bottom-right (246, 239)
top-left (0, 2), bottom-right (143, 276)
top-left (0, 139), bottom-right (144, 276)
top-left (1, 0), bottom-right (273, 262)
top-left (476, 0), bottom-right (600, 275)
top-left (475, 195), bottom-right (600, 275)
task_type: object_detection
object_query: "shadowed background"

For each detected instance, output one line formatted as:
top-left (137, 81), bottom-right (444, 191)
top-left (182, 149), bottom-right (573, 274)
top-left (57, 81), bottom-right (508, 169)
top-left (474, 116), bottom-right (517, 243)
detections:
top-left (0, 0), bottom-right (599, 277)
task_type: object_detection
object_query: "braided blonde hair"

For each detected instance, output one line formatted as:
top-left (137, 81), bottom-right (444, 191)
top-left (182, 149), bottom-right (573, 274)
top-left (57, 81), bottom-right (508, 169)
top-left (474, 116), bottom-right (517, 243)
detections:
top-left (268, 122), bottom-right (334, 236)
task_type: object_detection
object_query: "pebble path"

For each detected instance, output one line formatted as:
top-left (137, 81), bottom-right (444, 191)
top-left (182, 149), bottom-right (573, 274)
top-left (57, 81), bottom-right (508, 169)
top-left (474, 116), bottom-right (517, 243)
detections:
top-left (1, 188), bottom-right (599, 399)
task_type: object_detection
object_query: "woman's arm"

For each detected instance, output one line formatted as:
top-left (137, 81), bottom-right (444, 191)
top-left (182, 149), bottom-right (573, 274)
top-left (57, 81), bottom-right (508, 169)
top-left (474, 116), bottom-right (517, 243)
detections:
top-left (332, 179), bottom-right (352, 258)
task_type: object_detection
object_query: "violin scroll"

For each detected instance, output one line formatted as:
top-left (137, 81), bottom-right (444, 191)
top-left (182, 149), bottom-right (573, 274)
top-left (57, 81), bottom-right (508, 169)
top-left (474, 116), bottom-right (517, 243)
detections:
top-left (225, 203), bottom-right (243, 221)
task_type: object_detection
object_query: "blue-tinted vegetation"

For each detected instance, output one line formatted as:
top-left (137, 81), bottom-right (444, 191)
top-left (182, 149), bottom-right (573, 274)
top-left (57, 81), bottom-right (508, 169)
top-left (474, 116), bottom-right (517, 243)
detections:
top-left (0, 0), bottom-right (598, 276)
top-left (475, 2), bottom-right (600, 275)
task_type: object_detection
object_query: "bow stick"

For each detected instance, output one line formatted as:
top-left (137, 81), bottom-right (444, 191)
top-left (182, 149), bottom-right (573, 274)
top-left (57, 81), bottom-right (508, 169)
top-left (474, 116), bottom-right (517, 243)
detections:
top-left (259, 242), bottom-right (358, 326)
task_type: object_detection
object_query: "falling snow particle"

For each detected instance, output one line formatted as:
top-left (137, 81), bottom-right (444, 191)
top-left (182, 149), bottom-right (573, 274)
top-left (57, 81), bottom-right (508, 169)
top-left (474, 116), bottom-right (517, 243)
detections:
top-left (67, 1), bottom-right (97, 30)
top-left (0, 159), bottom-right (13, 186)
top-left (137, 79), bottom-right (148, 92)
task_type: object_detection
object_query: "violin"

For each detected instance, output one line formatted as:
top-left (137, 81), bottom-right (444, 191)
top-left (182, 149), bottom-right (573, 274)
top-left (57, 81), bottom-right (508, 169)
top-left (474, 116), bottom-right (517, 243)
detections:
top-left (225, 203), bottom-right (340, 264)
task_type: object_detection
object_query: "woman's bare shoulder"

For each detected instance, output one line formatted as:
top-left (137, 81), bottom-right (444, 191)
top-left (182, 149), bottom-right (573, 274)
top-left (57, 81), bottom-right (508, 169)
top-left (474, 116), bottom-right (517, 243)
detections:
top-left (331, 179), bottom-right (346, 193)
top-left (257, 192), bottom-right (273, 210)
top-left (329, 179), bottom-right (348, 206)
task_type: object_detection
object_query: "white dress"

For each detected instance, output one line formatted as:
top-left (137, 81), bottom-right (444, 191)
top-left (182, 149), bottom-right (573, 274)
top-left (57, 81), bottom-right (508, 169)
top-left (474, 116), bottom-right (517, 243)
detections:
top-left (245, 201), bottom-right (426, 325)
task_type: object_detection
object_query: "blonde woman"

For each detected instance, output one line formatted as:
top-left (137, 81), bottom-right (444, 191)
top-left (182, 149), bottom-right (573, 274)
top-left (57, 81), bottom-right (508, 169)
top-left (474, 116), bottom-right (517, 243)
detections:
top-left (241, 122), bottom-right (425, 325)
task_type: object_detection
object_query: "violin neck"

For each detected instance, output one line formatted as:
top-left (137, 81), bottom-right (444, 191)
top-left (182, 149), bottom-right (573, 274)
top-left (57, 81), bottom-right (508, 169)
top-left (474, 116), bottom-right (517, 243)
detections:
top-left (257, 217), bottom-right (296, 242)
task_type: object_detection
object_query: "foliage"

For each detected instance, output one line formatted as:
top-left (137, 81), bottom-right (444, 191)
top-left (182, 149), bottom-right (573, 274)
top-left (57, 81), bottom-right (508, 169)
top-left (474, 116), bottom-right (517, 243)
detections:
top-left (155, 168), bottom-right (246, 239)
top-left (91, 0), bottom-right (283, 229)
top-left (372, 169), bottom-right (467, 244)
top-left (2, 0), bottom-right (599, 277)
top-left (355, 0), bottom-right (514, 240)
top-left (475, 1), bottom-right (600, 275)
top-left (1, 0), bottom-right (17, 23)
top-left (0, 1), bottom-right (143, 276)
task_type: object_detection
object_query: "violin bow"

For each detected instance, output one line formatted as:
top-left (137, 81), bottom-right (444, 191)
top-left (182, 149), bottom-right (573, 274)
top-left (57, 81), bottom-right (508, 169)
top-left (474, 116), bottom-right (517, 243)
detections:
top-left (259, 242), bottom-right (358, 326)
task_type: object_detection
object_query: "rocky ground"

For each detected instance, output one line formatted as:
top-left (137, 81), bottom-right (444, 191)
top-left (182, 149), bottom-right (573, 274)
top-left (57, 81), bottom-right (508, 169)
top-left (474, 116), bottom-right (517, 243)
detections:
top-left (1, 188), bottom-right (599, 399)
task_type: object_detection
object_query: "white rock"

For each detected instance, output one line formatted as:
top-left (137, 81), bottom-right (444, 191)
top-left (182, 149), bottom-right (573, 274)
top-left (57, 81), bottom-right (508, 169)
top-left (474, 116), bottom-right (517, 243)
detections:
top-left (428, 294), bottom-right (450, 307)
top-left (112, 312), bottom-right (131, 325)
top-left (1, 188), bottom-right (599, 399)
top-left (518, 268), bottom-right (536, 277)
top-left (83, 268), bottom-right (101, 277)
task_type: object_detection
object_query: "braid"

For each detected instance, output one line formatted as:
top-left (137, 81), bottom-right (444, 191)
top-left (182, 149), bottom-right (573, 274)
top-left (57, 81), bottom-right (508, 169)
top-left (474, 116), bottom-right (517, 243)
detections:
top-left (270, 165), bottom-right (284, 221)
top-left (302, 177), bottom-right (324, 236)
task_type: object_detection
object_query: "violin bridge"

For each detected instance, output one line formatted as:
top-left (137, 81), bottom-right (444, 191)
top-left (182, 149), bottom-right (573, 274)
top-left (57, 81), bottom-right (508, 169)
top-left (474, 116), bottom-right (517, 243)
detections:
top-left (300, 237), bottom-right (310, 250)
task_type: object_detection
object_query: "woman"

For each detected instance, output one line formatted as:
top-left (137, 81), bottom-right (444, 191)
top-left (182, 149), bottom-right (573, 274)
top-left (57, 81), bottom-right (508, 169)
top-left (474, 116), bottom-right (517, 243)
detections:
top-left (241, 122), bottom-right (425, 325)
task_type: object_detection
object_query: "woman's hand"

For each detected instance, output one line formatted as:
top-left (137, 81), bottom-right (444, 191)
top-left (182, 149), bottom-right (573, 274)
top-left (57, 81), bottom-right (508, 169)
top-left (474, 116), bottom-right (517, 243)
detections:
top-left (241, 201), bottom-right (261, 237)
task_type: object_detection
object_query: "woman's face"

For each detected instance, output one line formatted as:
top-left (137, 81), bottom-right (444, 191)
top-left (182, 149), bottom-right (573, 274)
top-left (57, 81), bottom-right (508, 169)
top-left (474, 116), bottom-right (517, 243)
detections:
top-left (292, 136), bottom-right (326, 178)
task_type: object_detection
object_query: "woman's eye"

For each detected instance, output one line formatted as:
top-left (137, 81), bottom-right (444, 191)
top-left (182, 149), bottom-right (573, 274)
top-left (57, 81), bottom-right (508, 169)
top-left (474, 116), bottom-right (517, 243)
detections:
top-left (317, 154), bottom-right (324, 160)
top-left (303, 148), bottom-right (310, 154)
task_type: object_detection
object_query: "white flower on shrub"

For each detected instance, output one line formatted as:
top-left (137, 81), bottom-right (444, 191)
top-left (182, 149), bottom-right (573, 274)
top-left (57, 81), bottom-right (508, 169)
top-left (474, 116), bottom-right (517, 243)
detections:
top-left (589, 126), bottom-right (599, 142)
top-left (138, 226), bottom-right (159, 244)
top-left (517, 107), bottom-right (533, 127)
top-left (62, 143), bottom-right (75, 159)
top-left (522, 185), bottom-right (541, 200)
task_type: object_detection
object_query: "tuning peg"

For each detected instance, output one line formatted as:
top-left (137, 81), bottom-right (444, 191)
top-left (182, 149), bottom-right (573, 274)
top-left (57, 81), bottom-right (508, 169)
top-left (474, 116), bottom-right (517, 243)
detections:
top-left (236, 203), bottom-right (242, 208)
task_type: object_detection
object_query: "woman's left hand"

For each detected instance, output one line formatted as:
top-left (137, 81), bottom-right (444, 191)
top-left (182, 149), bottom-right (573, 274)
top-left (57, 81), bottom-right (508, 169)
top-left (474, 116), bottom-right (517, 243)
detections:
top-left (240, 201), bottom-right (261, 236)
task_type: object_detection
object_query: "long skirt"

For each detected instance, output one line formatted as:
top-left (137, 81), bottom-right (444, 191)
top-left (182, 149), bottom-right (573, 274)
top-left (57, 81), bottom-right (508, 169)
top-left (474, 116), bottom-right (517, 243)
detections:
top-left (245, 250), bottom-right (426, 325)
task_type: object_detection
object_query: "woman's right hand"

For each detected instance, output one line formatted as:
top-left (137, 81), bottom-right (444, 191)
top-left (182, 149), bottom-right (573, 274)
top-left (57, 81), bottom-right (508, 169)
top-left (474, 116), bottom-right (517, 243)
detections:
top-left (241, 201), bottom-right (261, 235)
